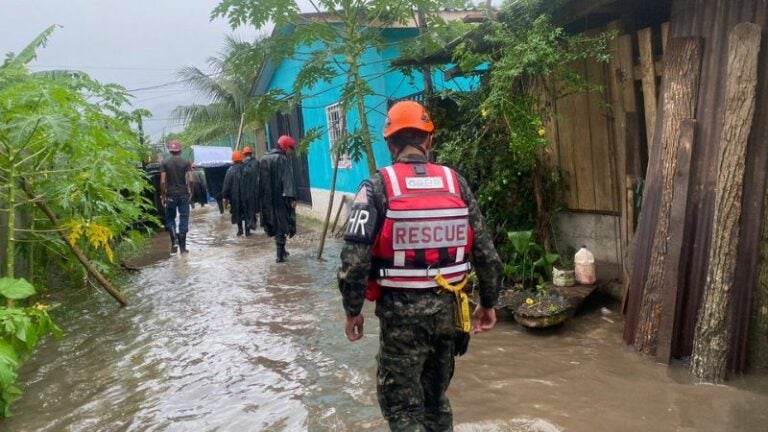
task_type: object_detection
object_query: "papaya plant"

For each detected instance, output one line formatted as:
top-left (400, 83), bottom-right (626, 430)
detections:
top-left (0, 27), bottom-right (155, 416)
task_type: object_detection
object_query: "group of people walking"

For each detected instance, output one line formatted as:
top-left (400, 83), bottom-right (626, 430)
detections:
top-left (162, 101), bottom-right (501, 430)
top-left (160, 135), bottom-right (299, 263)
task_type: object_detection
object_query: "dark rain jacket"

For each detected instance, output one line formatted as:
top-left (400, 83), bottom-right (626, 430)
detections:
top-left (191, 170), bottom-right (208, 206)
top-left (222, 163), bottom-right (246, 224)
top-left (203, 166), bottom-right (229, 200)
top-left (259, 148), bottom-right (297, 237)
top-left (241, 156), bottom-right (261, 228)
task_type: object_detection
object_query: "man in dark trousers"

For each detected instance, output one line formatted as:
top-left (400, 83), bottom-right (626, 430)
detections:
top-left (337, 101), bottom-right (502, 430)
top-left (222, 150), bottom-right (247, 236)
top-left (160, 140), bottom-right (193, 254)
top-left (260, 135), bottom-right (297, 262)
top-left (241, 146), bottom-right (260, 235)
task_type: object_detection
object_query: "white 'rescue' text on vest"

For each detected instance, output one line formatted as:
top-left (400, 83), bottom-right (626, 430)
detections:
top-left (392, 220), bottom-right (469, 250)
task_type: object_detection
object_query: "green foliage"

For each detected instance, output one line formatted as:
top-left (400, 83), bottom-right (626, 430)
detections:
top-left (437, 0), bottom-right (612, 259)
top-left (212, 0), bottom-right (468, 173)
top-left (171, 35), bottom-right (275, 147)
top-left (502, 230), bottom-right (558, 287)
top-left (0, 28), bottom-right (154, 417)
top-left (0, 278), bottom-right (62, 417)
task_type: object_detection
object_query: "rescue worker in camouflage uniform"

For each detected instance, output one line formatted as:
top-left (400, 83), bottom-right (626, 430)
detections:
top-left (338, 101), bottom-right (502, 431)
top-left (260, 135), bottom-right (298, 262)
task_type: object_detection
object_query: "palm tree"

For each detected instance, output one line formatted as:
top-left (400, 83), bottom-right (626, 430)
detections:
top-left (172, 35), bottom-right (272, 146)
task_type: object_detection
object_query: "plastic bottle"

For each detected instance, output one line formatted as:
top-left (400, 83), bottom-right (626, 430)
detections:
top-left (574, 245), bottom-right (596, 285)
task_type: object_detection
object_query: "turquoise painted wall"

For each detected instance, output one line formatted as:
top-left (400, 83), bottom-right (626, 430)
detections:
top-left (265, 28), bottom-right (480, 194)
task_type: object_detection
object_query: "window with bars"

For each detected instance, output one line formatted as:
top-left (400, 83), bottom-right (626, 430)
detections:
top-left (325, 102), bottom-right (351, 169)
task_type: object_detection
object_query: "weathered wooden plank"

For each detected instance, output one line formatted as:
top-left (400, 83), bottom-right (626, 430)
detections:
top-left (661, 22), bottom-right (670, 55)
top-left (555, 63), bottom-right (593, 210)
top-left (656, 119), bottom-right (696, 364)
top-left (616, 34), bottom-right (638, 113)
top-left (621, 113), bottom-right (642, 313)
top-left (634, 37), bottom-right (703, 356)
top-left (691, 22), bottom-right (761, 383)
top-left (638, 27), bottom-right (658, 152)
top-left (586, 58), bottom-right (617, 212)
top-left (607, 20), bottom-right (629, 281)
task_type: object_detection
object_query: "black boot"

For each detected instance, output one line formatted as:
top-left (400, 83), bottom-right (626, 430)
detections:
top-left (169, 230), bottom-right (178, 253)
top-left (245, 225), bottom-right (252, 236)
top-left (236, 222), bottom-right (244, 236)
top-left (276, 244), bottom-right (286, 263)
top-left (179, 233), bottom-right (189, 254)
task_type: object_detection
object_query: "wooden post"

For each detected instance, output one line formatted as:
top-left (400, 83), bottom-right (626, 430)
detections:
top-left (661, 22), bottom-right (670, 55)
top-left (691, 23), bottom-right (761, 382)
top-left (634, 37), bottom-right (703, 356)
top-left (638, 28), bottom-right (658, 150)
top-left (317, 150), bottom-right (341, 260)
top-left (656, 119), bottom-right (696, 364)
top-left (330, 195), bottom-right (348, 235)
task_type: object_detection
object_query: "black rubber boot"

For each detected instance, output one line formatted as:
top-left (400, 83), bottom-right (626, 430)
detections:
top-left (169, 231), bottom-right (178, 253)
top-left (276, 244), bottom-right (286, 263)
top-left (245, 225), bottom-right (252, 236)
top-left (179, 233), bottom-right (189, 254)
top-left (236, 222), bottom-right (244, 236)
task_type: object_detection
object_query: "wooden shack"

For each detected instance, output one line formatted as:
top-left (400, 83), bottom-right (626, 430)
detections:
top-left (552, 0), bottom-right (768, 376)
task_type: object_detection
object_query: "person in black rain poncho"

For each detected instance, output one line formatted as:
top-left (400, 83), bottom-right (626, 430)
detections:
top-left (222, 150), bottom-right (248, 236)
top-left (260, 135), bottom-right (297, 262)
top-left (240, 146), bottom-right (260, 235)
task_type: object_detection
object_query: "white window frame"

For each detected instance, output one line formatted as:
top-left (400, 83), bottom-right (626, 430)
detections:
top-left (325, 102), bottom-right (351, 169)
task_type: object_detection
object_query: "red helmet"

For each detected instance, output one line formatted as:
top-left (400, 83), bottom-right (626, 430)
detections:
top-left (243, 146), bottom-right (253, 155)
top-left (231, 150), bottom-right (243, 163)
top-left (167, 140), bottom-right (182, 152)
top-left (277, 135), bottom-right (297, 151)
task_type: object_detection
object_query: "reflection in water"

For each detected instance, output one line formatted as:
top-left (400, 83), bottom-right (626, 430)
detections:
top-left (6, 206), bottom-right (768, 431)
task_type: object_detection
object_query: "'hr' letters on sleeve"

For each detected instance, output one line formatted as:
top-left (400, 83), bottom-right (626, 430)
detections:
top-left (343, 181), bottom-right (378, 244)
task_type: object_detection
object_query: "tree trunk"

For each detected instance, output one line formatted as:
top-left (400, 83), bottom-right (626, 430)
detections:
top-left (416, 7), bottom-right (434, 105)
top-left (634, 37), bottom-right (703, 355)
top-left (691, 23), bottom-right (761, 382)
top-left (349, 59), bottom-right (377, 176)
top-left (750, 177), bottom-right (768, 370)
top-left (23, 181), bottom-right (128, 307)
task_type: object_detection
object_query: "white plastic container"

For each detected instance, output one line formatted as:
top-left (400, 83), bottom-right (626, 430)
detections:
top-left (574, 245), bottom-right (596, 285)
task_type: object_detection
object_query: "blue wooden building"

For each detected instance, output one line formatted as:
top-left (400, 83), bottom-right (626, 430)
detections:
top-left (252, 10), bottom-right (485, 220)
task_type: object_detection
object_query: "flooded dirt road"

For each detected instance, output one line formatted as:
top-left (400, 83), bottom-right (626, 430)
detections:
top-left (6, 206), bottom-right (768, 431)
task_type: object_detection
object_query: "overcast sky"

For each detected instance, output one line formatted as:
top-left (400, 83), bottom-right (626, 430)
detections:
top-left (1, 0), bottom-right (494, 141)
top-left (0, 0), bottom-right (274, 139)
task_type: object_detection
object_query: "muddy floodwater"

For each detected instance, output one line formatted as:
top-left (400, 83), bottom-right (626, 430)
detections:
top-left (5, 206), bottom-right (768, 431)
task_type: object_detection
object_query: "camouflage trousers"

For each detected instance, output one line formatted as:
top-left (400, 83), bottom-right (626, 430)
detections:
top-left (377, 311), bottom-right (456, 431)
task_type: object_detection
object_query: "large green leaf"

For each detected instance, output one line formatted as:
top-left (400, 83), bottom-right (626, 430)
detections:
top-left (507, 230), bottom-right (533, 254)
top-left (0, 278), bottom-right (36, 300)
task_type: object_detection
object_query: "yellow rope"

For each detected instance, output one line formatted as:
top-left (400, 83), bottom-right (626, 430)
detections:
top-left (434, 273), bottom-right (471, 333)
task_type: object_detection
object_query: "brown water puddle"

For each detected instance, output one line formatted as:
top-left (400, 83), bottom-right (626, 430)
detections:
top-left (4, 205), bottom-right (767, 431)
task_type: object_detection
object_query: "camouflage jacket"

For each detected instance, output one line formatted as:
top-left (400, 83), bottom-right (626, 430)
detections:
top-left (337, 154), bottom-right (502, 319)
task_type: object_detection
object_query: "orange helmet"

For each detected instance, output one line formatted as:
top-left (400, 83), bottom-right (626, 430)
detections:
top-left (231, 150), bottom-right (243, 163)
top-left (383, 100), bottom-right (434, 138)
top-left (243, 146), bottom-right (253, 155)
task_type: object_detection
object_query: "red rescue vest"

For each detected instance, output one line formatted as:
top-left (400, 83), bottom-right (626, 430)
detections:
top-left (366, 162), bottom-right (474, 300)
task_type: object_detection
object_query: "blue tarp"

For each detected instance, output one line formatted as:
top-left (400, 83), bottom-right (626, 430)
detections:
top-left (192, 145), bottom-right (232, 168)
